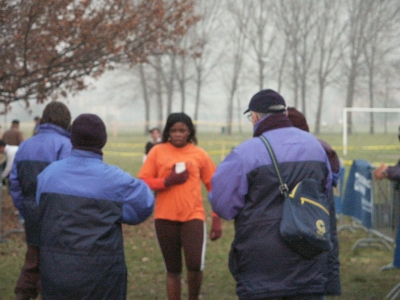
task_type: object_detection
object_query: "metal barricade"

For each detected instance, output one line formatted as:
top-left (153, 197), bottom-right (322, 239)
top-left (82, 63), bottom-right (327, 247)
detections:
top-left (349, 175), bottom-right (396, 252)
top-left (339, 160), bottom-right (396, 252)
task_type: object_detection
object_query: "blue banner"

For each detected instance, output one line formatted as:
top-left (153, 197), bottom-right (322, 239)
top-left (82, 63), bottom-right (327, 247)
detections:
top-left (342, 159), bottom-right (373, 228)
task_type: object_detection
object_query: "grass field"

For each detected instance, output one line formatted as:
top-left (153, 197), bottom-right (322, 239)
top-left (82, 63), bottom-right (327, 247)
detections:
top-left (1, 131), bottom-right (400, 299)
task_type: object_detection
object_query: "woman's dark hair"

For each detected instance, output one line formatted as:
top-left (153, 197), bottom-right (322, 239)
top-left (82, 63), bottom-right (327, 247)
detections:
top-left (162, 112), bottom-right (197, 145)
top-left (40, 102), bottom-right (71, 130)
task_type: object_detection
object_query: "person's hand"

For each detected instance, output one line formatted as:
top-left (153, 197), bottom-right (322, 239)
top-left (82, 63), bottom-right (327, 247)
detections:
top-left (164, 165), bottom-right (189, 187)
top-left (209, 215), bottom-right (222, 241)
top-left (373, 163), bottom-right (388, 180)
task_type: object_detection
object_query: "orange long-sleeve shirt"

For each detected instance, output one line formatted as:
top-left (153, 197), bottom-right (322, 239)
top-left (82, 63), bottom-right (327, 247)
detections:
top-left (138, 142), bottom-right (215, 222)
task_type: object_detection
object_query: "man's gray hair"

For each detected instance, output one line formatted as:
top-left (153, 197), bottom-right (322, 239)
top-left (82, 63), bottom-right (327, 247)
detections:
top-left (254, 106), bottom-right (286, 119)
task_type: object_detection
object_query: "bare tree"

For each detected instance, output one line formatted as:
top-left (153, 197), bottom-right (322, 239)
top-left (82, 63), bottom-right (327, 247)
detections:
top-left (164, 54), bottom-right (177, 116)
top-left (274, 1), bottom-right (302, 108)
top-left (136, 52), bottom-right (181, 129)
top-left (361, 0), bottom-right (400, 134)
top-left (139, 63), bottom-right (151, 133)
top-left (173, 1), bottom-right (224, 124)
top-left (222, 0), bottom-right (250, 135)
top-left (272, 38), bottom-right (290, 93)
top-left (175, 37), bottom-right (190, 113)
top-left (154, 56), bottom-right (164, 126)
top-left (342, 0), bottom-right (374, 134)
top-left (244, 0), bottom-right (276, 90)
top-left (314, 0), bottom-right (346, 134)
top-left (275, 0), bottom-right (320, 118)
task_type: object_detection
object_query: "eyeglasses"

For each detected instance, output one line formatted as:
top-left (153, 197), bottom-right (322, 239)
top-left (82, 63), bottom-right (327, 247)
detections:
top-left (246, 113), bottom-right (252, 122)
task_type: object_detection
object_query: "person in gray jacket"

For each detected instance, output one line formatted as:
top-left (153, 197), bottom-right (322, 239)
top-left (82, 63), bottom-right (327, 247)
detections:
top-left (208, 89), bottom-right (339, 300)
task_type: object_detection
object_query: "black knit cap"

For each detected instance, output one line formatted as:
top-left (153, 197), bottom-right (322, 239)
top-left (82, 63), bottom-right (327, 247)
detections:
top-left (244, 89), bottom-right (286, 114)
top-left (71, 114), bottom-right (107, 155)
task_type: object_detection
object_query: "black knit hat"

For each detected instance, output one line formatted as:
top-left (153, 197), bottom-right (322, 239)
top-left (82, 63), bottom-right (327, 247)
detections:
top-left (244, 89), bottom-right (286, 114)
top-left (71, 114), bottom-right (107, 155)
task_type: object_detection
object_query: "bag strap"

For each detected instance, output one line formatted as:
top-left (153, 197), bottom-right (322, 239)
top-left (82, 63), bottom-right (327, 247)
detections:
top-left (259, 135), bottom-right (289, 196)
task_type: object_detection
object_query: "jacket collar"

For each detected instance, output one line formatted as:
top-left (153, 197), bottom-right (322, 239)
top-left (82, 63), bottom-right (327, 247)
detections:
top-left (253, 113), bottom-right (292, 137)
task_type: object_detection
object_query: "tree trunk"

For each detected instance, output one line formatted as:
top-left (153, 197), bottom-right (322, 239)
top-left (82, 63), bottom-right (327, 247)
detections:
top-left (139, 64), bottom-right (150, 134)
top-left (315, 82), bottom-right (325, 135)
top-left (345, 67), bottom-right (356, 135)
top-left (155, 56), bottom-right (164, 127)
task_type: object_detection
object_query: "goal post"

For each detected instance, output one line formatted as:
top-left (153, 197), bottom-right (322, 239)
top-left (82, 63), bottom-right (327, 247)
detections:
top-left (342, 107), bottom-right (400, 156)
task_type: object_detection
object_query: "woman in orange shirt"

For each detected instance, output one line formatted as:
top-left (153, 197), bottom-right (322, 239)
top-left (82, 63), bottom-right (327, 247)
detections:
top-left (138, 112), bottom-right (222, 300)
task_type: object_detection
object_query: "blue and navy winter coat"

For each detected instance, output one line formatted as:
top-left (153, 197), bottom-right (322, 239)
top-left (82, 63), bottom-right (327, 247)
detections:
top-left (209, 126), bottom-right (340, 299)
top-left (36, 149), bottom-right (154, 300)
top-left (9, 123), bottom-right (72, 246)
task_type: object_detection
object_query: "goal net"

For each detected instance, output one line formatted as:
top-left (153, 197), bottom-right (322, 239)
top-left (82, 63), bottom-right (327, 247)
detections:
top-left (342, 107), bottom-right (400, 156)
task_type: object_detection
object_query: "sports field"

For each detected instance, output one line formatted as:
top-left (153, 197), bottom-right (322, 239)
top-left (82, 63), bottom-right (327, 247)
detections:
top-left (1, 131), bottom-right (400, 299)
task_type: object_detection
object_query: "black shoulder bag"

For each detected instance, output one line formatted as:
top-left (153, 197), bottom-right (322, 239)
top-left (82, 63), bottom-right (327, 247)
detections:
top-left (259, 135), bottom-right (332, 259)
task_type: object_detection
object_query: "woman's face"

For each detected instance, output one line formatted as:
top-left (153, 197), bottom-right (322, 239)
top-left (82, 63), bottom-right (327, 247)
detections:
top-left (169, 122), bottom-right (190, 147)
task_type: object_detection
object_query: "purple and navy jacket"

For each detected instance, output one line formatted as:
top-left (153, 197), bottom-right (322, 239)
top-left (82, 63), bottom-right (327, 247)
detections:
top-left (9, 123), bottom-right (72, 246)
top-left (36, 149), bottom-right (154, 299)
top-left (209, 121), bottom-right (340, 299)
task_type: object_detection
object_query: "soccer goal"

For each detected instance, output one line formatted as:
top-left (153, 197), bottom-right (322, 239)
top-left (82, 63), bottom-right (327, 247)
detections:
top-left (342, 107), bottom-right (400, 156)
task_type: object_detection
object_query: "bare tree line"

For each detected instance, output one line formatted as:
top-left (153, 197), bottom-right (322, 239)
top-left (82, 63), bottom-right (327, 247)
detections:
top-left (133, 0), bottom-right (400, 134)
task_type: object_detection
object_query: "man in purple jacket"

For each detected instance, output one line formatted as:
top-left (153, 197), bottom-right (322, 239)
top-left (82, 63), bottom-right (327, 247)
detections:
top-left (208, 89), bottom-right (339, 300)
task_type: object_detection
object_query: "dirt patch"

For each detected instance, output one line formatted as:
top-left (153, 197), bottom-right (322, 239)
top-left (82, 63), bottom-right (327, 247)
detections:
top-left (0, 190), bottom-right (25, 242)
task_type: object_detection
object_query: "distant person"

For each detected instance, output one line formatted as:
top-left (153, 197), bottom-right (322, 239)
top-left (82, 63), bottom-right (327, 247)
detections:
top-left (32, 116), bottom-right (40, 136)
top-left (143, 127), bottom-right (161, 162)
top-left (209, 89), bottom-right (337, 300)
top-left (374, 128), bottom-right (400, 270)
top-left (0, 140), bottom-right (18, 185)
top-left (9, 102), bottom-right (72, 300)
top-left (138, 112), bottom-right (222, 300)
top-left (37, 113), bottom-right (154, 299)
top-left (374, 162), bottom-right (400, 181)
top-left (3, 119), bottom-right (24, 146)
top-left (374, 126), bottom-right (400, 181)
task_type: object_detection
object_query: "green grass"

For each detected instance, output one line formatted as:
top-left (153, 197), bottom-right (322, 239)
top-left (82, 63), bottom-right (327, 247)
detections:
top-left (1, 131), bottom-right (400, 299)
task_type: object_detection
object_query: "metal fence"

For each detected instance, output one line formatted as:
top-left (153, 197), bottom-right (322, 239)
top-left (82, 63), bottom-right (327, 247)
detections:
top-left (336, 159), bottom-right (400, 299)
top-left (338, 160), bottom-right (399, 252)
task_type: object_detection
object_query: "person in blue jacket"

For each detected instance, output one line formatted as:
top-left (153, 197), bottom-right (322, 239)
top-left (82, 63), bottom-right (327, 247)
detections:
top-left (9, 101), bottom-right (72, 300)
top-left (208, 89), bottom-right (339, 300)
top-left (36, 113), bottom-right (154, 300)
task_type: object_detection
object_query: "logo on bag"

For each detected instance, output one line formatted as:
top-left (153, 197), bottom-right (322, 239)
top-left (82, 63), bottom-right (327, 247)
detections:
top-left (316, 220), bottom-right (326, 238)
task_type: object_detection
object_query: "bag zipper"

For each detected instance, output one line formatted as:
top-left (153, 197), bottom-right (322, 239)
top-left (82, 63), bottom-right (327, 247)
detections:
top-left (300, 197), bottom-right (329, 215)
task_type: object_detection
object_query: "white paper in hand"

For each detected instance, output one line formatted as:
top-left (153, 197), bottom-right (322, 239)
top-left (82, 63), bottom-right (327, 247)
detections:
top-left (175, 162), bottom-right (186, 174)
